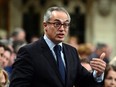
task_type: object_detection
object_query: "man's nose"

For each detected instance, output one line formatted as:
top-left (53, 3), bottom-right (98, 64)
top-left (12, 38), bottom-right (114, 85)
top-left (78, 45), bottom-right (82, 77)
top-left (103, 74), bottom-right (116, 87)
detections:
top-left (58, 25), bottom-right (65, 31)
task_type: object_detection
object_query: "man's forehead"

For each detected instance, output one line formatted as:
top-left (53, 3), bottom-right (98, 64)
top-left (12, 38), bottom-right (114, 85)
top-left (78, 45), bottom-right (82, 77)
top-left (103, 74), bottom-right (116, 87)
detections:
top-left (50, 11), bottom-right (69, 22)
top-left (53, 19), bottom-right (69, 22)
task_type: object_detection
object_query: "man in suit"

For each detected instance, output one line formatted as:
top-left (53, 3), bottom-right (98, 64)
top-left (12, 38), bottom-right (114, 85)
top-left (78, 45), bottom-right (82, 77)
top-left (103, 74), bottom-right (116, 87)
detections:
top-left (9, 6), bottom-right (106, 87)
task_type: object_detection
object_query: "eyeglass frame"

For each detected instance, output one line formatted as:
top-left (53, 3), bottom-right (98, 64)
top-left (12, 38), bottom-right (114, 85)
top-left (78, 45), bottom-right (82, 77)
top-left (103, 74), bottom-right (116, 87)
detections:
top-left (46, 20), bottom-right (70, 29)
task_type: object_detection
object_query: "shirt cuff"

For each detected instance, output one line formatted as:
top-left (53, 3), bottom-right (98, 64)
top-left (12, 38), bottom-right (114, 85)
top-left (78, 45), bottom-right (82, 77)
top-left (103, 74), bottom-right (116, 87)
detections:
top-left (93, 70), bottom-right (104, 83)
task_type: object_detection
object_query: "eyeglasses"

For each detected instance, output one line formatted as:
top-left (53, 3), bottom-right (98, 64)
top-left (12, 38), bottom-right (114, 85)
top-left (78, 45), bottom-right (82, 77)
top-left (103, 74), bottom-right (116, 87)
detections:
top-left (47, 21), bottom-right (70, 29)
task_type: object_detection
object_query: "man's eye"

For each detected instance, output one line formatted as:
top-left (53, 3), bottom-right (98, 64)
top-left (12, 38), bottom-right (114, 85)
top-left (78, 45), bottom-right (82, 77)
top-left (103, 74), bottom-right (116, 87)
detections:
top-left (55, 22), bottom-right (60, 26)
top-left (64, 23), bottom-right (69, 26)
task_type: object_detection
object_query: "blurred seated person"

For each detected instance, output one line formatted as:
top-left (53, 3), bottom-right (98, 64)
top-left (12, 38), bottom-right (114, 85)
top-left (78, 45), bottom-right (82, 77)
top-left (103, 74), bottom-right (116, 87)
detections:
top-left (11, 27), bottom-right (26, 42)
top-left (12, 40), bottom-right (26, 53)
top-left (78, 43), bottom-right (93, 59)
top-left (30, 35), bottom-right (39, 43)
top-left (3, 47), bottom-right (13, 80)
top-left (0, 43), bottom-right (12, 79)
top-left (9, 27), bottom-right (27, 50)
top-left (0, 69), bottom-right (9, 87)
top-left (0, 43), bottom-right (5, 68)
top-left (67, 35), bottom-right (79, 49)
top-left (89, 43), bottom-right (112, 64)
top-left (102, 64), bottom-right (116, 87)
top-left (2, 46), bottom-right (12, 69)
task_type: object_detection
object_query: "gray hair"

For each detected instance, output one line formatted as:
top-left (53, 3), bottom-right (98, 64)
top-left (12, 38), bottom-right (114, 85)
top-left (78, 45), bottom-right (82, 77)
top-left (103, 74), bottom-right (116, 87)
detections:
top-left (43, 6), bottom-right (71, 22)
top-left (11, 27), bottom-right (25, 37)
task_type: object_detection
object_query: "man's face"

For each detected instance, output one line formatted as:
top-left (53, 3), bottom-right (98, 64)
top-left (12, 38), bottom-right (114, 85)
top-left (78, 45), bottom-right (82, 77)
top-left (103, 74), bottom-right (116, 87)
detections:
top-left (17, 31), bottom-right (26, 41)
top-left (44, 11), bottom-right (70, 44)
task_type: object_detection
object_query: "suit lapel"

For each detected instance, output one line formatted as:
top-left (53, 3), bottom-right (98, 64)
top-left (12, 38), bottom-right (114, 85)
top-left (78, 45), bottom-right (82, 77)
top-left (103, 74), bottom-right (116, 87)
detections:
top-left (63, 44), bottom-right (72, 86)
top-left (40, 37), bottom-right (65, 85)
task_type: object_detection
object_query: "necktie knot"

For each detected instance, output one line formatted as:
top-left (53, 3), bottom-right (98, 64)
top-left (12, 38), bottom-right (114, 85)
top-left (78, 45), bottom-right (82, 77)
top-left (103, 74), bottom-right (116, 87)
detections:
top-left (54, 45), bottom-right (61, 52)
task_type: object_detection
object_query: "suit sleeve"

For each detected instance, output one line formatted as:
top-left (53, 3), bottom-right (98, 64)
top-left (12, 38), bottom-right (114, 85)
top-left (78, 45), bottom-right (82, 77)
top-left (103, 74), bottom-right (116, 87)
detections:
top-left (73, 48), bottom-right (101, 87)
top-left (9, 46), bottom-right (34, 87)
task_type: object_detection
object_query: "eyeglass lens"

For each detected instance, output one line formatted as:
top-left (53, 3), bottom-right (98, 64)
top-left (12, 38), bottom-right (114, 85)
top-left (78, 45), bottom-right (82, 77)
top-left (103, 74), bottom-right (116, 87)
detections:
top-left (47, 20), bottom-right (70, 29)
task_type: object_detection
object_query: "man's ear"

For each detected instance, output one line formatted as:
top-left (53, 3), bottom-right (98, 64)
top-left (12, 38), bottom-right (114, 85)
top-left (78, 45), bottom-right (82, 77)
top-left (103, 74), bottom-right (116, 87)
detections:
top-left (43, 22), bottom-right (47, 27)
top-left (43, 22), bottom-right (47, 32)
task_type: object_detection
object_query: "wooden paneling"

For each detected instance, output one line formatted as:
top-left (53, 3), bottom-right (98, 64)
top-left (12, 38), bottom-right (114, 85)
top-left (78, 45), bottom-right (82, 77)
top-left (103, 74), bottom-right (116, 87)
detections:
top-left (0, 0), bottom-right (9, 7)
top-left (0, 0), bottom-right (10, 36)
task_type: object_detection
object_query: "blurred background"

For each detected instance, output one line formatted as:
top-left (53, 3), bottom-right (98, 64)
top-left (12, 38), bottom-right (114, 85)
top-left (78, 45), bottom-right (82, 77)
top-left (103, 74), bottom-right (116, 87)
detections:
top-left (0, 0), bottom-right (116, 60)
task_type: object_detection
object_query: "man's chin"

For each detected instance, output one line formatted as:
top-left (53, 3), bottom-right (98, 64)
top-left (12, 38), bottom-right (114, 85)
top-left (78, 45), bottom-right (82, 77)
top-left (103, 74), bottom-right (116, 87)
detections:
top-left (58, 38), bottom-right (64, 41)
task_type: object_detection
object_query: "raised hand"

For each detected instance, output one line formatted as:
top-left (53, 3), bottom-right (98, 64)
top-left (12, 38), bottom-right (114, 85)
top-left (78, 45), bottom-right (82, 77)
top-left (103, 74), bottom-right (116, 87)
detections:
top-left (90, 52), bottom-right (106, 76)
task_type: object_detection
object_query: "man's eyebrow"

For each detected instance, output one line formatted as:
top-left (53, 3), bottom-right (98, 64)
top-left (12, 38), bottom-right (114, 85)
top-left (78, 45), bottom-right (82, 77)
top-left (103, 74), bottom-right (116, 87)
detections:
top-left (54, 19), bottom-right (70, 22)
top-left (54, 19), bottom-right (61, 22)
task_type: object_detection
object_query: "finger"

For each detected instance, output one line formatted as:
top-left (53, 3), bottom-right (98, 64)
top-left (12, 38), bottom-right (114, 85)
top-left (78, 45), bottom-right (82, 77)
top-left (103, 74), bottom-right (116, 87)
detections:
top-left (91, 65), bottom-right (104, 73)
top-left (100, 52), bottom-right (106, 60)
top-left (90, 62), bottom-right (106, 70)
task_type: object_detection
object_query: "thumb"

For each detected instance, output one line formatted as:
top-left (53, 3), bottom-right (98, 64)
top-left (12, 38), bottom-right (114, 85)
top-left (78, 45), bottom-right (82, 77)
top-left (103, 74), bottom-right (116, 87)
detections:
top-left (100, 52), bottom-right (106, 60)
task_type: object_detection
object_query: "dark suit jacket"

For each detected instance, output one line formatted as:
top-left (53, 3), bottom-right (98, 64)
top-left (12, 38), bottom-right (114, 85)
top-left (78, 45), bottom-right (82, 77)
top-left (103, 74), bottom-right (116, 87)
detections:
top-left (9, 37), bottom-right (101, 87)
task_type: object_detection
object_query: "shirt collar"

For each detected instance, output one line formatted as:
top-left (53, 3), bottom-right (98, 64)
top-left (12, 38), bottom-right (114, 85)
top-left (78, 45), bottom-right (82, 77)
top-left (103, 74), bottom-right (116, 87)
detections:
top-left (43, 34), bottom-right (62, 51)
